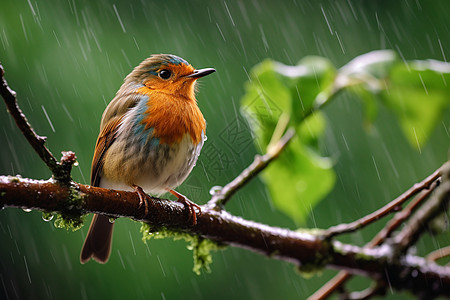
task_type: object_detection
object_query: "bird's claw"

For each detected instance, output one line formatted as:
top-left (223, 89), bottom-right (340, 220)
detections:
top-left (169, 190), bottom-right (201, 225)
top-left (133, 184), bottom-right (150, 217)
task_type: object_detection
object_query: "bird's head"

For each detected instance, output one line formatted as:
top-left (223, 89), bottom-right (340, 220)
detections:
top-left (125, 54), bottom-right (215, 100)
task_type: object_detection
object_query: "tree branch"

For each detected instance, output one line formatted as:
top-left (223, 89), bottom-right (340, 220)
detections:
top-left (0, 63), bottom-right (75, 182)
top-left (1, 175), bottom-right (449, 297)
top-left (392, 162), bottom-right (450, 254)
top-left (427, 246), bottom-right (450, 262)
top-left (207, 128), bottom-right (295, 209)
top-left (310, 168), bottom-right (446, 300)
top-left (324, 166), bottom-right (442, 238)
top-left (346, 281), bottom-right (385, 300)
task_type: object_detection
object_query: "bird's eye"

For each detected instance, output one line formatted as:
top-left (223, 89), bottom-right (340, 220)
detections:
top-left (158, 69), bottom-right (172, 80)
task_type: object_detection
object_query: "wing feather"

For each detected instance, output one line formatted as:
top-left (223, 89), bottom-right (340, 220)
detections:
top-left (90, 116), bottom-right (123, 187)
top-left (90, 89), bottom-right (146, 187)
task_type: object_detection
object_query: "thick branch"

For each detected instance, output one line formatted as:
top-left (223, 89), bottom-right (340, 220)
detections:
top-left (1, 176), bottom-right (449, 297)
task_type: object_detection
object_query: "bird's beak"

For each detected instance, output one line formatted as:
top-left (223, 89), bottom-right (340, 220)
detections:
top-left (185, 68), bottom-right (216, 79)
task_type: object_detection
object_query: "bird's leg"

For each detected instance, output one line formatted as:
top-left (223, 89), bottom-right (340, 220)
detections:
top-left (168, 189), bottom-right (201, 225)
top-left (133, 184), bottom-right (150, 217)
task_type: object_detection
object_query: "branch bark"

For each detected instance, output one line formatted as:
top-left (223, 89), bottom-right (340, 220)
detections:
top-left (1, 175), bottom-right (449, 297)
top-left (310, 171), bottom-right (446, 300)
top-left (0, 64), bottom-right (76, 182)
top-left (324, 167), bottom-right (442, 238)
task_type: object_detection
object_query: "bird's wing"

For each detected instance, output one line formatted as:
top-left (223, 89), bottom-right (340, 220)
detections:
top-left (90, 115), bottom-right (123, 187)
top-left (91, 89), bottom-right (145, 187)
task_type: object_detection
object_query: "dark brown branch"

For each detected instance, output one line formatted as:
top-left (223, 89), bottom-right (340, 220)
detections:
top-left (310, 171), bottom-right (446, 300)
top-left (370, 182), bottom-right (438, 247)
top-left (0, 63), bottom-right (74, 182)
top-left (324, 166), bottom-right (442, 238)
top-left (207, 128), bottom-right (295, 209)
top-left (393, 163), bottom-right (450, 254)
top-left (1, 175), bottom-right (449, 297)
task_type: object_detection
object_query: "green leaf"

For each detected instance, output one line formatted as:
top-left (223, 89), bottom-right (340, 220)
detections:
top-left (338, 50), bottom-right (398, 125)
top-left (241, 51), bottom-right (449, 223)
top-left (241, 59), bottom-right (289, 148)
top-left (337, 51), bottom-right (450, 147)
top-left (241, 58), bottom-right (337, 223)
top-left (241, 56), bottom-right (336, 149)
top-left (273, 56), bottom-right (336, 124)
top-left (381, 60), bottom-right (450, 149)
top-left (338, 50), bottom-right (398, 83)
top-left (262, 113), bottom-right (335, 224)
top-left (297, 110), bottom-right (327, 150)
top-left (262, 113), bottom-right (336, 224)
top-left (349, 85), bottom-right (379, 127)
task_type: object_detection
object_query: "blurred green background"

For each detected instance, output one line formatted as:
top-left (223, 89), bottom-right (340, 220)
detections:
top-left (0, 0), bottom-right (449, 299)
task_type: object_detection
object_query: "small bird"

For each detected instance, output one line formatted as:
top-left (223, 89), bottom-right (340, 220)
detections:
top-left (80, 54), bottom-right (215, 264)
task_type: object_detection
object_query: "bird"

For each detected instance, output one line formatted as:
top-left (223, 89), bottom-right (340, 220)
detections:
top-left (80, 54), bottom-right (215, 264)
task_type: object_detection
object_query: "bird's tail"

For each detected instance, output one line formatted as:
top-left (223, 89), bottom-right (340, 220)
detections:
top-left (80, 214), bottom-right (114, 264)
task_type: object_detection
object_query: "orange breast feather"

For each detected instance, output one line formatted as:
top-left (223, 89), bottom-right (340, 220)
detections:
top-left (136, 87), bottom-right (205, 146)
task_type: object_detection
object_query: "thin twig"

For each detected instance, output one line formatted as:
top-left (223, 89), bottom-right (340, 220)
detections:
top-left (0, 63), bottom-right (74, 182)
top-left (310, 166), bottom-right (444, 300)
top-left (393, 162), bottom-right (450, 254)
top-left (207, 128), bottom-right (295, 209)
top-left (0, 64), bottom-right (57, 170)
top-left (370, 182), bottom-right (438, 247)
top-left (324, 166), bottom-right (442, 238)
top-left (307, 272), bottom-right (350, 300)
top-left (214, 75), bottom-right (342, 211)
top-left (346, 281), bottom-right (386, 300)
top-left (427, 246), bottom-right (450, 262)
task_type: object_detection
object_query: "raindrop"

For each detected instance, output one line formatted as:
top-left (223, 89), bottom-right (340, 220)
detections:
top-left (23, 208), bottom-right (32, 213)
top-left (216, 23), bottom-right (226, 42)
top-left (61, 103), bottom-right (73, 122)
top-left (411, 269), bottom-right (418, 278)
top-left (321, 5), bottom-right (334, 35)
top-left (41, 105), bottom-right (55, 132)
top-left (209, 185), bottom-right (222, 195)
top-left (109, 217), bottom-right (115, 224)
top-left (42, 213), bottom-right (54, 222)
top-left (113, 4), bottom-right (126, 33)
top-left (73, 161), bottom-right (79, 167)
